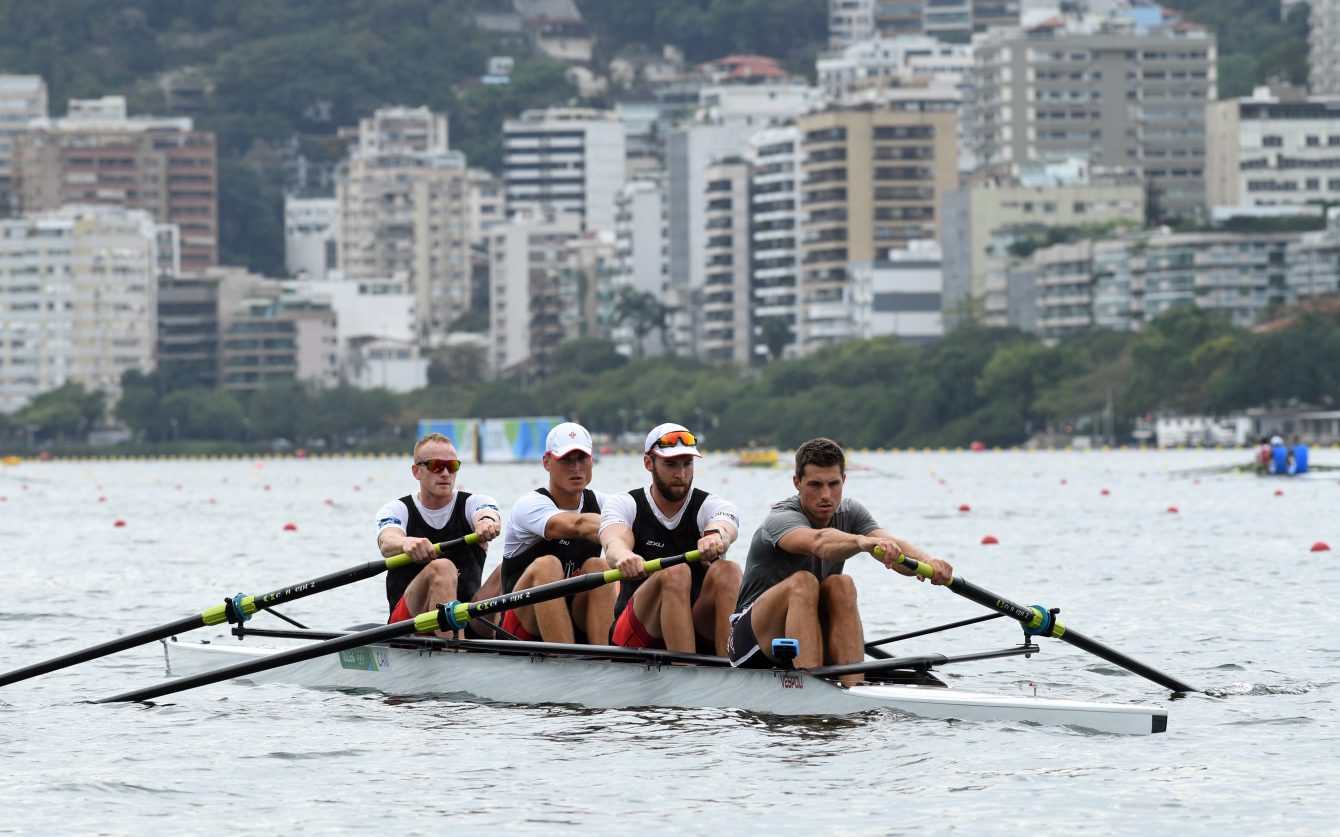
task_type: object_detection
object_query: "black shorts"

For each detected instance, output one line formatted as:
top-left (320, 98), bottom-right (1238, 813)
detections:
top-left (726, 604), bottom-right (771, 669)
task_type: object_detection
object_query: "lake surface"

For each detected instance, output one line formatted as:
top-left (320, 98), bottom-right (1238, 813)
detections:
top-left (1, 449), bottom-right (1337, 834)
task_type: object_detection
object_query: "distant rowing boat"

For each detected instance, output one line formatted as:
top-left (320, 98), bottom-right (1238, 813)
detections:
top-left (161, 627), bottom-right (1168, 735)
top-left (731, 449), bottom-right (780, 468)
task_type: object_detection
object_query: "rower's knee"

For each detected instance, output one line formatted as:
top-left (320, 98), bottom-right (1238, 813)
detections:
top-left (579, 555), bottom-right (607, 575)
top-left (787, 570), bottom-right (820, 605)
top-left (421, 559), bottom-right (459, 587)
top-left (520, 555), bottom-right (564, 587)
top-left (820, 573), bottom-right (856, 608)
top-left (659, 563), bottom-right (692, 600)
top-left (706, 557), bottom-right (741, 592)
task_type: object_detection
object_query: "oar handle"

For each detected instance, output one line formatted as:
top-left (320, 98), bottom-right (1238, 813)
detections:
top-left (873, 548), bottom-right (1198, 693)
top-left (871, 546), bottom-right (945, 582)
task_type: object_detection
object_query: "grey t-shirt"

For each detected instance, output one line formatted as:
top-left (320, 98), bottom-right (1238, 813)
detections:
top-left (734, 495), bottom-right (880, 612)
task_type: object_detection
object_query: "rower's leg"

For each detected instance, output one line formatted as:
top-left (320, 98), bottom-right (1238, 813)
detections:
top-left (403, 560), bottom-right (460, 639)
top-left (631, 563), bottom-right (694, 652)
top-left (692, 558), bottom-right (742, 656)
top-left (515, 556), bottom-right (571, 643)
top-left (572, 556), bottom-right (614, 645)
top-left (819, 574), bottom-right (863, 686)
top-left (741, 572), bottom-right (821, 669)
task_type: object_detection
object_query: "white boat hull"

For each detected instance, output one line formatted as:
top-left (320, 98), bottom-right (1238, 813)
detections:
top-left (163, 639), bottom-right (1168, 735)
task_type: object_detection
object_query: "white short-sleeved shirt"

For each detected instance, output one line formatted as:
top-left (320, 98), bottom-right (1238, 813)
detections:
top-left (599, 487), bottom-right (739, 537)
top-left (375, 491), bottom-right (500, 537)
top-left (502, 488), bottom-right (611, 561)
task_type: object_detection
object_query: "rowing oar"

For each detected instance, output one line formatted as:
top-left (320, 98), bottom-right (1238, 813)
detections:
top-left (876, 547), bottom-right (1198, 693)
top-left (0, 535), bottom-right (479, 689)
top-left (97, 549), bottom-right (703, 704)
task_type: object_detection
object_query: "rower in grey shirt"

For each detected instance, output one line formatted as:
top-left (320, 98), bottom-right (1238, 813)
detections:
top-left (726, 438), bottom-right (953, 684)
top-left (734, 494), bottom-right (878, 613)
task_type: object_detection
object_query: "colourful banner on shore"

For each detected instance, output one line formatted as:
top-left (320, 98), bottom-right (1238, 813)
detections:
top-left (417, 417), bottom-right (565, 463)
top-left (416, 419), bottom-right (478, 462)
top-left (479, 417), bottom-right (564, 463)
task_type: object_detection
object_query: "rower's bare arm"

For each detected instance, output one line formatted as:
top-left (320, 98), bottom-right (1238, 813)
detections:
top-left (471, 509), bottom-right (502, 544)
top-left (776, 527), bottom-right (864, 561)
top-left (868, 528), bottom-right (953, 584)
top-left (697, 519), bottom-right (738, 560)
top-left (379, 527), bottom-right (435, 563)
top-left (600, 524), bottom-right (645, 577)
top-left (544, 511), bottom-right (601, 542)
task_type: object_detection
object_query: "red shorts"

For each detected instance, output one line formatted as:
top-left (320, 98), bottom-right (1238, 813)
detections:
top-left (611, 605), bottom-right (714, 655)
top-left (388, 595), bottom-right (414, 624)
top-left (501, 610), bottom-right (537, 642)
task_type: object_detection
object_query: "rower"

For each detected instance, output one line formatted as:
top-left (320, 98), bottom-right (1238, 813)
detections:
top-left (726, 437), bottom-right (953, 686)
top-left (497, 422), bottom-right (615, 644)
top-left (601, 422), bottom-right (742, 655)
top-left (375, 431), bottom-right (503, 638)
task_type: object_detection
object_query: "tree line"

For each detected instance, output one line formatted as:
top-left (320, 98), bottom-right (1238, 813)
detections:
top-left (5, 306), bottom-right (1339, 453)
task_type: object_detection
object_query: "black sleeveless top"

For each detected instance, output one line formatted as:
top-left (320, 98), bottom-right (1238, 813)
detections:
top-left (384, 491), bottom-right (487, 615)
top-left (613, 487), bottom-right (709, 619)
top-left (501, 488), bottom-right (602, 594)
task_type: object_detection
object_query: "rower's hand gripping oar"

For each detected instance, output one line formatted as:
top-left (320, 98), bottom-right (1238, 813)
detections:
top-left (97, 550), bottom-right (703, 704)
top-left (0, 535), bottom-right (479, 689)
top-left (874, 547), bottom-right (1198, 693)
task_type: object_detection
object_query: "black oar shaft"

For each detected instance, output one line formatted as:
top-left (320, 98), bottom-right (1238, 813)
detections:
top-left (0, 614), bottom-right (207, 688)
top-left (98, 550), bottom-right (701, 704)
top-left (879, 549), bottom-right (1197, 693)
top-left (0, 536), bottom-right (473, 689)
top-left (943, 576), bottom-right (1197, 693)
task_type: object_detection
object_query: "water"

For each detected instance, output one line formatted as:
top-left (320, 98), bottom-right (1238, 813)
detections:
top-left (1, 450), bottom-right (1337, 833)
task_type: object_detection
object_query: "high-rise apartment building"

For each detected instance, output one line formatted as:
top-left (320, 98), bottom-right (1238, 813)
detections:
top-left (1310, 0), bottom-right (1340, 96)
top-left (502, 108), bottom-right (625, 232)
top-left (15, 96), bottom-right (217, 269)
top-left (699, 157), bottom-right (752, 364)
top-left (747, 127), bottom-right (802, 362)
top-left (0, 206), bottom-right (163, 413)
top-left (0, 75), bottom-right (47, 218)
top-left (488, 208), bottom-right (582, 378)
top-left (335, 106), bottom-right (470, 344)
top-left (284, 196), bottom-right (338, 281)
top-left (612, 176), bottom-right (668, 358)
top-left (970, 13), bottom-right (1216, 217)
top-left (1206, 87), bottom-right (1340, 210)
top-left (795, 105), bottom-right (958, 352)
top-left (832, 0), bottom-right (1020, 43)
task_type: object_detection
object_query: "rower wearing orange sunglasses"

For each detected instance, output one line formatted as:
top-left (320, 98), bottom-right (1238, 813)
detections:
top-left (600, 422), bottom-right (742, 656)
top-left (375, 431), bottom-right (504, 637)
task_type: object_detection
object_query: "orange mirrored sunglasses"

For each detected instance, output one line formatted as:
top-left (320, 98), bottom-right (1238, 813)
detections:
top-left (650, 430), bottom-right (696, 450)
top-left (416, 458), bottom-right (461, 474)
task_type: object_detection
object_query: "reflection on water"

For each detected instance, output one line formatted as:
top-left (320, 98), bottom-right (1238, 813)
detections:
top-left (0, 450), bottom-right (1338, 831)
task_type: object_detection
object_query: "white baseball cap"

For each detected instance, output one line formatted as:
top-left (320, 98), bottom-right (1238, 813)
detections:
top-left (644, 422), bottom-right (702, 458)
top-left (1270, 435), bottom-right (1284, 446)
top-left (546, 422), bottom-right (594, 458)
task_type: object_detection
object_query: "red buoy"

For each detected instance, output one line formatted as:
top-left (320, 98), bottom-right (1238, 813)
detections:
top-left (1167, 506), bottom-right (1179, 514)
top-left (1274, 489), bottom-right (1284, 497)
top-left (283, 522), bottom-right (298, 531)
top-left (1311, 541), bottom-right (1331, 552)
top-left (114, 519), bottom-right (126, 527)
top-left (981, 534), bottom-right (999, 545)
top-left (263, 484), bottom-right (271, 491)
top-left (1100, 488), bottom-right (1110, 496)
top-left (324, 498), bottom-right (334, 506)
top-left (958, 504), bottom-right (971, 512)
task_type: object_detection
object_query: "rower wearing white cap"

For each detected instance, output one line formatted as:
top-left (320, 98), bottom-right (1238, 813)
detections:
top-left (600, 422), bottom-right (741, 656)
top-left (498, 422), bottom-right (615, 644)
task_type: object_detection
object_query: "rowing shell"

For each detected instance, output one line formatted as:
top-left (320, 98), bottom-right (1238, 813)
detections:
top-left (162, 636), bottom-right (1168, 735)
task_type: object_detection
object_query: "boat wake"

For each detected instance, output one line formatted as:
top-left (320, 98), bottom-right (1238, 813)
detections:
top-left (1203, 682), bottom-right (1317, 697)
